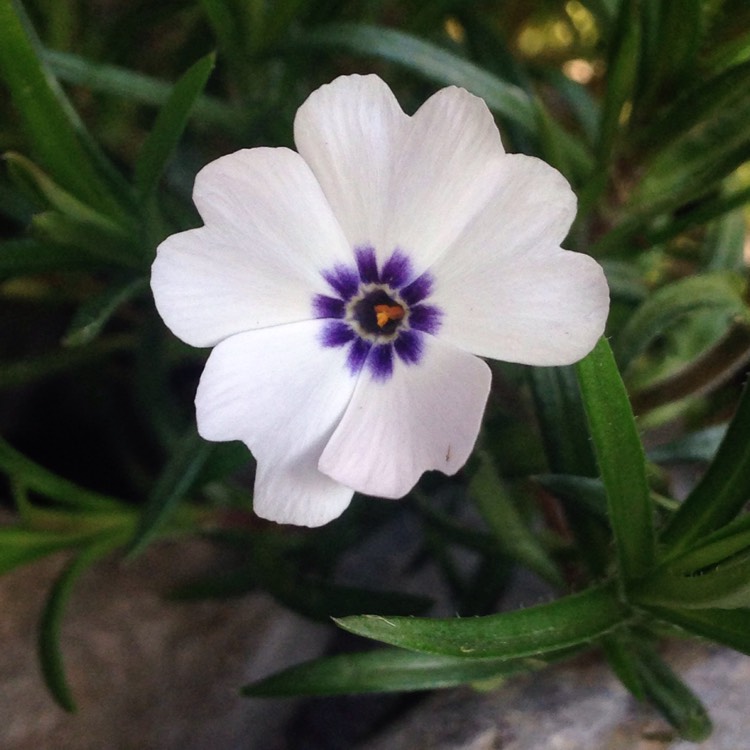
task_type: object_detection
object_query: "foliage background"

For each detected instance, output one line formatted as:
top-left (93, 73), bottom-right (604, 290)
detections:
top-left (2, 0), bottom-right (750, 742)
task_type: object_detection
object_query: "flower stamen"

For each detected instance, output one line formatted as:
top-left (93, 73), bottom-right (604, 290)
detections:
top-left (374, 304), bottom-right (405, 328)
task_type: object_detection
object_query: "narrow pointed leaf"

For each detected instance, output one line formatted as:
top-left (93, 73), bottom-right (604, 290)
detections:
top-left (471, 449), bottom-right (562, 586)
top-left (634, 642), bottom-right (712, 742)
top-left (615, 272), bottom-right (747, 369)
top-left (629, 320), bottom-right (750, 414)
top-left (134, 53), bottom-right (215, 200)
top-left (39, 540), bottom-right (116, 712)
top-left (648, 606), bottom-right (750, 656)
top-left (335, 583), bottom-right (628, 658)
top-left (0, 336), bottom-right (133, 390)
top-left (127, 429), bottom-right (214, 557)
top-left (0, 435), bottom-right (124, 511)
top-left (43, 48), bottom-right (237, 129)
top-left (665, 514), bottom-right (750, 575)
top-left (575, 337), bottom-right (656, 582)
top-left (0, 0), bottom-right (127, 217)
top-left (0, 238), bottom-right (101, 276)
top-left (634, 552), bottom-right (750, 610)
top-left (647, 425), bottom-right (727, 464)
top-left (63, 277), bottom-right (147, 347)
top-left (0, 528), bottom-right (94, 575)
top-left (630, 64), bottom-right (750, 214)
top-left (596, 0), bottom-right (639, 165)
top-left (662, 377), bottom-right (750, 552)
top-left (242, 646), bottom-right (577, 697)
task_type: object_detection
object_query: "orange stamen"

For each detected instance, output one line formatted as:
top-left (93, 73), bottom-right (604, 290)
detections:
top-left (374, 304), bottom-right (405, 328)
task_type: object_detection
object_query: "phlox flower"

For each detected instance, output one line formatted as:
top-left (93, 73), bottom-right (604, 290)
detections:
top-left (151, 74), bottom-right (609, 527)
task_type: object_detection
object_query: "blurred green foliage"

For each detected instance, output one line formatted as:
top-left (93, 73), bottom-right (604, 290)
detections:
top-left (1, 0), bottom-right (750, 739)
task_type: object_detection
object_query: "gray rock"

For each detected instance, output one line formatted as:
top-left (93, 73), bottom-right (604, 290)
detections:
top-left (0, 540), bottom-right (329, 750)
top-left (359, 643), bottom-right (750, 750)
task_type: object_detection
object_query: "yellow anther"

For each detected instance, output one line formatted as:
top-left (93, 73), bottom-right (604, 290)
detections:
top-left (374, 304), bottom-right (405, 328)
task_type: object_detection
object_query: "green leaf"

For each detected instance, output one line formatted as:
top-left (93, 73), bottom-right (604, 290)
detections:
top-left (127, 430), bottom-right (214, 557)
top-left (596, 0), bottom-right (640, 165)
top-left (134, 53), bottom-right (215, 200)
top-left (470, 449), bottom-right (563, 586)
top-left (43, 48), bottom-right (237, 130)
top-left (242, 646), bottom-right (577, 698)
top-left (30, 211), bottom-right (142, 269)
top-left (615, 272), bottom-right (748, 370)
top-left (0, 335), bottom-right (134, 390)
top-left (534, 474), bottom-right (608, 520)
top-left (599, 260), bottom-right (648, 304)
top-left (635, 552), bottom-right (750, 609)
top-left (637, 0), bottom-right (702, 105)
top-left (0, 0), bottom-right (128, 217)
top-left (664, 514), bottom-right (750, 575)
top-left (575, 338), bottom-right (656, 582)
top-left (630, 64), bottom-right (750, 214)
top-left (38, 540), bottom-right (116, 712)
top-left (629, 320), bottom-right (750, 414)
top-left (63, 277), bottom-right (147, 347)
top-left (0, 238), bottom-right (101, 277)
top-left (705, 209), bottom-right (748, 272)
top-left (648, 606), bottom-right (750, 656)
top-left (227, 531), bottom-right (433, 620)
top-left (0, 434), bottom-right (124, 511)
top-left (0, 527), bottom-right (92, 575)
top-left (646, 425), bottom-right (726, 464)
top-left (637, 59), bottom-right (750, 157)
top-left (661, 376), bottom-right (750, 552)
top-left (529, 366), bottom-right (609, 577)
top-left (335, 582), bottom-right (628, 659)
top-left (298, 23), bottom-right (537, 134)
top-left (200, 0), bottom-right (247, 88)
top-left (601, 635), bottom-right (646, 701)
top-left (5, 153), bottom-right (130, 236)
top-left (529, 366), bottom-right (596, 477)
top-left (633, 642), bottom-right (712, 742)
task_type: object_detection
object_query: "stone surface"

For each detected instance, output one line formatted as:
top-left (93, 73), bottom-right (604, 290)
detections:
top-left (360, 642), bottom-right (750, 750)
top-left (0, 539), bottom-right (329, 750)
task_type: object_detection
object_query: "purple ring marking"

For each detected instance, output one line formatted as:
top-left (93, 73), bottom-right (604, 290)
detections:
top-left (315, 248), bottom-right (443, 381)
top-left (368, 343), bottom-right (394, 381)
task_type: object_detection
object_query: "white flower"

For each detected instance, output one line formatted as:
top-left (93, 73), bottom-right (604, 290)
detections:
top-left (151, 74), bottom-right (609, 527)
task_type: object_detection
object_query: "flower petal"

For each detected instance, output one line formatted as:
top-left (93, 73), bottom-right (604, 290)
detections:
top-left (196, 321), bottom-right (357, 527)
top-left (151, 147), bottom-right (351, 348)
top-left (319, 338), bottom-right (491, 499)
top-left (434, 245), bottom-right (609, 366)
top-left (383, 86), bottom-right (508, 271)
top-left (294, 74), bottom-right (409, 256)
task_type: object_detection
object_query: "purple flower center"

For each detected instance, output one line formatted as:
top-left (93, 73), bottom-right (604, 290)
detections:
top-left (313, 247), bottom-right (442, 381)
